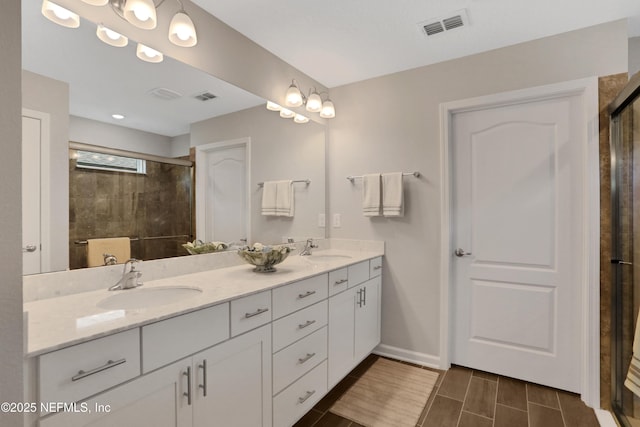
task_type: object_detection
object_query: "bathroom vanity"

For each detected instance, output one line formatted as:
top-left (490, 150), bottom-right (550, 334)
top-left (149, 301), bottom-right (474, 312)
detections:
top-left (23, 243), bottom-right (383, 427)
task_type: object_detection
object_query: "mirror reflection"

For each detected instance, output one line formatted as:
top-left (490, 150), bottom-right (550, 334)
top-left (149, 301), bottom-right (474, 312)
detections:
top-left (21, 0), bottom-right (326, 273)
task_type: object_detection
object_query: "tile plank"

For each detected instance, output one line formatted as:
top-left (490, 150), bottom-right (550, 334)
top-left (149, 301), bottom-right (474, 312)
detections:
top-left (422, 395), bottom-right (463, 427)
top-left (557, 391), bottom-right (600, 427)
top-left (437, 366), bottom-right (472, 401)
top-left (462, 377), bottom-right (497, 419)
top-left (497, 376), bottom-right (527, 411)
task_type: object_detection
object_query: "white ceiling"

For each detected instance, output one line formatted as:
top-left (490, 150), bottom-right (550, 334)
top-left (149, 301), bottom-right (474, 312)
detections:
top-left (22, 0), bottom-right (265, 137)
top-left (193, 0), bottom-right (640, 88)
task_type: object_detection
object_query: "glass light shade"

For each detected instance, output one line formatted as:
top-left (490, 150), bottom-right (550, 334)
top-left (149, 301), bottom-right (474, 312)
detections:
top-left (285, 83), bottom-right (303, 107)
top-left (168, 11), bottom-right (197, 47)
top-left (279, 108), bottom-right (295, 119)
top-left (136, 43), bottom-right (163, 63)
top-left (294, 114), bottom-right (309, 124)
top-left (123, 0), bottom-right (157, 30)
top-left (320, 100), bottom-right (336, 118)
top-left (80, 0), bottom-right (108, 5)
top-left (41, 0), bottom-right (80, 28)
top-left (97, 24), bottom-right (128, 47)
top-left (266, 101), bottom-right (281, 111)
top-left (305, 91), bottom-right (322, 113)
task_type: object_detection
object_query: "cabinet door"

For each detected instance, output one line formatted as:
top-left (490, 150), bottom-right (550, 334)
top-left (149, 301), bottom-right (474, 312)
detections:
top-left (355, 276), bottom-right (381, 362)
top-left (39, 360), bottom-right (192, 427)
top-left (328, 287), bottom-right (356, 388)
top-left (193, 325), bottom-right (272, 427)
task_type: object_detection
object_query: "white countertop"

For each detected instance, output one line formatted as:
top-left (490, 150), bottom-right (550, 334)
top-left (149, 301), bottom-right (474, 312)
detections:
top-left (24, 249), bottom-right (383, 357)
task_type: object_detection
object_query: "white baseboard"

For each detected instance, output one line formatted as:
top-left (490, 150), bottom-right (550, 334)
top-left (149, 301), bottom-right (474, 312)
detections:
top-left (594, 408), bottom-right (617, 427)
top-left (373, 344), bottom-right (441, 370)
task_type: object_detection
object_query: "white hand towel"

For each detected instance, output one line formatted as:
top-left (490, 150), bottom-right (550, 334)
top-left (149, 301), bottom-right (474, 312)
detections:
top-left (626, 310), bottom-right (640, 397)
top-left (382, 172), bottom-right (404, 217)
top-left (261, 181), bottom-right (278, 216)
top-left (275, 180), bottom-right (294, 217)
top-left (362, 174), bottom-right (381, 217)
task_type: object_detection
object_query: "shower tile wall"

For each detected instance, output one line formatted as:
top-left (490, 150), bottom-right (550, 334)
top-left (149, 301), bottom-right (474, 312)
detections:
top-left (69, 152), bottom-right (192, 269)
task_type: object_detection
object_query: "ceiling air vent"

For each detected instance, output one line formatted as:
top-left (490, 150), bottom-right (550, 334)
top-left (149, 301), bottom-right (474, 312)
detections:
top-left (194, 91), bottom-right (217, 102)
top-left (418, 9), bottom-right (469, 38)
top-left (148, 87), bottom-right (182, 100)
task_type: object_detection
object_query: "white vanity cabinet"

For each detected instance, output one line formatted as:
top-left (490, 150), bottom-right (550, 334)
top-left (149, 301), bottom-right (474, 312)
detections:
top-left (328, 258), bottom-right (382, 388)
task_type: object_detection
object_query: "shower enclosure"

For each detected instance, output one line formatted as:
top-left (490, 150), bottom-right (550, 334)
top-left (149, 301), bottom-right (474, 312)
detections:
top-left (611, 72), bottom-right (640, 426)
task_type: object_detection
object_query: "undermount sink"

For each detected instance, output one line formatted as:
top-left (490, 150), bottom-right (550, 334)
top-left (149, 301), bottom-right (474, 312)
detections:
top-left (97, 286), bottom-right (203, 310)
top-left (304, 254), bottom-right (353, 264)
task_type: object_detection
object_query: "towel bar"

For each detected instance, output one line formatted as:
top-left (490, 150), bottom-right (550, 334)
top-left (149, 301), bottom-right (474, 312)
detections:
top-left (346, 171), bottom-right (421, 182)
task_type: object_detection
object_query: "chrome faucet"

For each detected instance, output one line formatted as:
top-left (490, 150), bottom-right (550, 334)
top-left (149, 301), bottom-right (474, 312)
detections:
top-left (109, 258), bottom-right (143, 291)
top-left (300, 239), bottom-right (318, 256)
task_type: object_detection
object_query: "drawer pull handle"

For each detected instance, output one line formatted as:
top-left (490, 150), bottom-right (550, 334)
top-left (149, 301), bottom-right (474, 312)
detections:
top-left (298, 320), bottom-right (316, 330)
top-left (198, 360), bottom-right (208, 397)
top-left (183, 367), bottom-right (192, 406)
top-left (298, 390), bottom-right (316, 404)
top-left (334, 279), bottom-right (348, 285)
top-left (298, 352), bottom-right (316, 364)
top-left (373, 265), bottom-right (382, 270)
top-left (71, 358), bottom-right (126, 382)
top-left (245, 307), bottom-right (269, 318)
top-left (298, 290), bottom-right (316, 299)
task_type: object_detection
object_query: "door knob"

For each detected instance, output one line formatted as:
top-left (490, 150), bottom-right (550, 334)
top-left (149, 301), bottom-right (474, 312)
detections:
top-left (454, 248), bottom-right (472, 257)
top-left (23, 245), bottom-right (37, 253)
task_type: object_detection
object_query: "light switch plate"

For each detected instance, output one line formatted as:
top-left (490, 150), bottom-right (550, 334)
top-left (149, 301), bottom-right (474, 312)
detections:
top-left (333, 213), bottom-right (341, 228)
top-left (318, 213), bottom-right (326, 227)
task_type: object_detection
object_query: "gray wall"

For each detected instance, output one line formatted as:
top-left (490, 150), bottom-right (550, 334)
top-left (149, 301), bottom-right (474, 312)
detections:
top-left (0, 1), bottom-right (23, 425)
top-left (630, 36), bottom-right (640, 77)
top-left (327, 20), bottom-right (628, 362)
top-left (191, 105), bottom-right (326, 244)
top-left (22, 70), bottom-right (69, 272)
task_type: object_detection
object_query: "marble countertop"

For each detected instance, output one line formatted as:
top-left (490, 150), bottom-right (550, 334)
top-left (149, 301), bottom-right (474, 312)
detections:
top-left (24, 249), bottom-right (383, 357)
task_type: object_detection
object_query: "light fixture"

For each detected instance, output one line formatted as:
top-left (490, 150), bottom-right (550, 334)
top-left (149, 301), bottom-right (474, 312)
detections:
top-left (320, 99), bottom-right (336, 119)
top-left (294, 114), bottom-right (309, 124)
top-left (279, 108), bottom-right (295, 119)
top-left (80, 0), bottom-right (108, 5)
top-left (266, 101), bottom-right (282, 111)
top-left (111, 113), bottom-right (125, 120)
top-left (41, 0), bottom-right (80, 28)
top-left (96, 24), bottom-right (128, 47)
top-left (282, 79), bottom-right (336, 118)
top-left (123, 0), bottom-right (157, 29)
top-left (168, 10), bottom-right (197, 47)
top-left (136, 43), bottom-right (163, 63)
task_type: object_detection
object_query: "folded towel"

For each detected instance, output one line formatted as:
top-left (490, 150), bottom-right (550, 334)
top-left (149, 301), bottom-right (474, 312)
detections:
top-left (362, 174), bottom-right (381, 217)
top-left (276, 180), bottom-right (294, 217)
top-left (87, 237), bottom-right (131, 268)
top-left (261, 181), bottom-right (278, 216)
top-left (382, 172), bottom-right (404, 217)
top-left (626, 311), bottom-right (640, 397)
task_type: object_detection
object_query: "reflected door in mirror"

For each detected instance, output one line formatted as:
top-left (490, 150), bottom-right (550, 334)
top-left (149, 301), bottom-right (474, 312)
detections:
top-left (22, 113), bottom-right (44, 275)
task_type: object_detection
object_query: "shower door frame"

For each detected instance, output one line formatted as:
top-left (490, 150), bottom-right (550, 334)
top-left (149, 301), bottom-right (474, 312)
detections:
top-left (609, 71), bottom-right (640, 427)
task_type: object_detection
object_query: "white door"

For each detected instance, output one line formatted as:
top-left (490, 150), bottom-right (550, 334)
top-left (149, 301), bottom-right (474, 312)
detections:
top-left (451, 94), bottom-right (584, 392)
top-left (22, 114), bottom-right (42, 275)
top-left (196, 139), bottom-right (249, 245)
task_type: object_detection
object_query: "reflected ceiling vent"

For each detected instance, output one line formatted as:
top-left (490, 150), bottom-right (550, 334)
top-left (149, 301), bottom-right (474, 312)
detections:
top-left (418, 9), bottom-right (469, 37)
top-left (194, 91), bottom-right (217, 102)
top-left (148, 87), bottom-right (182, 100)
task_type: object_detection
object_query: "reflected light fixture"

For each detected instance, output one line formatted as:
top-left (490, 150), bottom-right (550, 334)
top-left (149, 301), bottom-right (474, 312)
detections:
top-left (123, 0), bottom-right (157, 29)
top-left (80, 0), bottom-right (108, 5)
top-left (266, 101), bottom-right (282, 111)
top-left (294, 114), bottom-right (309, 124)
top-left (41, 0), bottom-right (80, 28)
top-left (279, 108), bottom-right (295, 119)
top-left (283, 79), bottom-right (336, 119)
top-left (96, 24), bottom-right (128, 47)
top-left (169, 10), bottom-right (197, 47)
top-left (136, 43), bottom-right (163, 63)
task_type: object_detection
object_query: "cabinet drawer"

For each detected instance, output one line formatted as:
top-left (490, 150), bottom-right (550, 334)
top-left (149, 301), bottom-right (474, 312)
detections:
top-left (230, 290), bottom-right (272, 336)
top-left (347, 261), bottom-right (369, 288)
top-left (273, 300), bottom-right (327, 352)
top-left (328, 268), bottom-right (348, 296)
top-left (142, 303), bottom-right (229, 373)
top-left (39, 328), bottom-right (140, 408)
top-left (273, 327), bottom-right (327, 394)
top-left (272, 274), bottom-right (328, 319)
top-left (370, 256), bottom-right (383, 277)
top-left (273, 360), bottom-right (327, 427)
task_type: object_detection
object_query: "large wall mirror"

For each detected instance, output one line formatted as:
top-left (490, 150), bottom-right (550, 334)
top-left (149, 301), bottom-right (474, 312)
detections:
top-left (21, 0), bottom-right (326, 274)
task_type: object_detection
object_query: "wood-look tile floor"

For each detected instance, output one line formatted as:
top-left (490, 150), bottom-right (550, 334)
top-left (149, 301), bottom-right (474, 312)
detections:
top-left (294, 355), bottom-right (601, 427)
